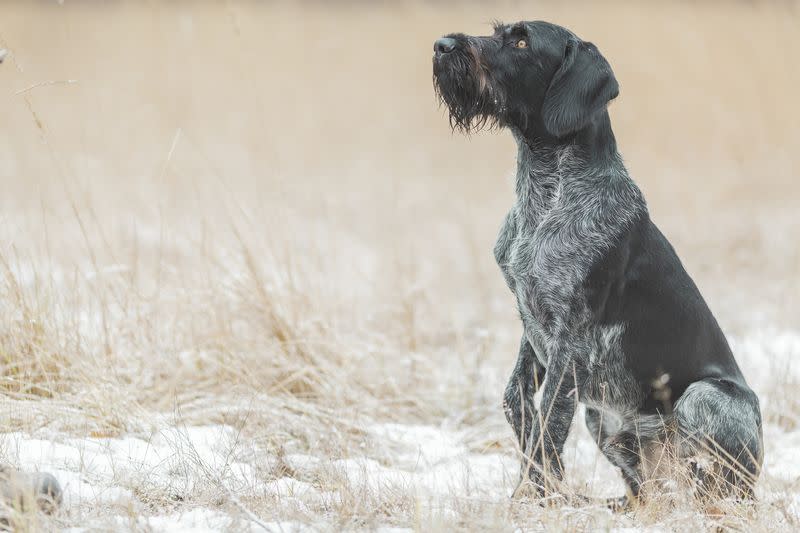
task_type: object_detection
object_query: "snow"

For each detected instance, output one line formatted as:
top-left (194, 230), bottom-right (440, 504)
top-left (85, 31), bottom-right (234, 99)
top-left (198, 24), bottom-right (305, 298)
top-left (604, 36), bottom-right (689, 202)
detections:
top-left (2, 425), bottom-right (255, 511)
top-left (132, 509), bottom-right (245, 533)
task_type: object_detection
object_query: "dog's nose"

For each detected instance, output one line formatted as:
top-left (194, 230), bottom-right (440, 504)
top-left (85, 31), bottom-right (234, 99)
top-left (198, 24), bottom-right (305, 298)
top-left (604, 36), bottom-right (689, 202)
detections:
top-left (434, 37), bottom-right (457, 54)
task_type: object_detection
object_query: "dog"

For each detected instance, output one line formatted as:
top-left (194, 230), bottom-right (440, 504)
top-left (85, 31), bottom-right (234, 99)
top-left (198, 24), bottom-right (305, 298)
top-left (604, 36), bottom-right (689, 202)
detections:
top-left (432, 21), bottom-right (763, 508)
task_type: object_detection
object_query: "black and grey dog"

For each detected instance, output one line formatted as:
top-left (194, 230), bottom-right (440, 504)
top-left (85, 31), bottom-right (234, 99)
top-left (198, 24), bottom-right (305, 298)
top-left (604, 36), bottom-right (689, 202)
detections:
top-left (432, 21), bottom-right (763, 507)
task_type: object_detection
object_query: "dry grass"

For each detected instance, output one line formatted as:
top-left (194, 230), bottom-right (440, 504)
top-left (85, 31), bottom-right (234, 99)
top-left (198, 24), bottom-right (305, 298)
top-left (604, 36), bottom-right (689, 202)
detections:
top-left (0, 0), bottom-right (799, 530)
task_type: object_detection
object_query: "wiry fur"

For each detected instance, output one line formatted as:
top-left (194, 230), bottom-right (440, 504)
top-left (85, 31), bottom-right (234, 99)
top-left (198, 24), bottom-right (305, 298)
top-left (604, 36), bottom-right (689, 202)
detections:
top-left (432, 20), bottom-right (763, 507)
top-left (433, 35), bottom-right (506, 133)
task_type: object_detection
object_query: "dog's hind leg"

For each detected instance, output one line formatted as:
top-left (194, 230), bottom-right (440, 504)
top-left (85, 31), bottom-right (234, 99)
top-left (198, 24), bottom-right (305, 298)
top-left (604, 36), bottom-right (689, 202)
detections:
top-left (673, 378), bottom-right (763, 500)
top-left (584, 408), bottom-right (647, 510)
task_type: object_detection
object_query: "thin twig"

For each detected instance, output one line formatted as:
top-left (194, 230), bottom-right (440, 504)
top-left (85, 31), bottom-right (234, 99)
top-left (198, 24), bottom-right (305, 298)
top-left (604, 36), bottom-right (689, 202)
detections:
top-left (223, 484), bottom-right (275, 532)
top-left (14, 79), bottom-right (77, 95)
top-left (158, 128), bottom-right (183, 181)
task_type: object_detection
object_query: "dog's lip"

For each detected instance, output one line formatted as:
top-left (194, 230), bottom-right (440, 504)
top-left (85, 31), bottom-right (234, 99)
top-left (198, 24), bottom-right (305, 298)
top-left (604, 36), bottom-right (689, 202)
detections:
top-left (432, 49), bottom-right (455, 62)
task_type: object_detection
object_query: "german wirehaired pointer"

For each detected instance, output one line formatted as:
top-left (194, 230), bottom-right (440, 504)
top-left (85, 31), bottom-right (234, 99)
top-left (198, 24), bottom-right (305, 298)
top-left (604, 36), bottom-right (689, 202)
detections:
top-left (432, 21), bottom-right (763, 508)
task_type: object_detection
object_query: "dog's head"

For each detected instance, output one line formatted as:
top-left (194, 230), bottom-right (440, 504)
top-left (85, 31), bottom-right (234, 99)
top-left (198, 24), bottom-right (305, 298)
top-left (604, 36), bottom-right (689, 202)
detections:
top-left (432, 21), bottom-right (618, 138)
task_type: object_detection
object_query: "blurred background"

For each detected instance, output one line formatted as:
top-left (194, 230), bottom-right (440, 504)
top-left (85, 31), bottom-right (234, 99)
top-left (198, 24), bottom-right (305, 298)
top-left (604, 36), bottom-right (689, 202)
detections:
top-left (2, 1), bottom-right (798, 332)
top-left (0, 2), bottom-right (799, 528)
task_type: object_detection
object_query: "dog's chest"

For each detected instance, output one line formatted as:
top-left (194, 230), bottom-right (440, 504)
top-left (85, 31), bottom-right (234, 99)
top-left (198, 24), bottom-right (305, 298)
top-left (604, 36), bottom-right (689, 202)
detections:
top-left (495, 203), bottom-right (643, 411)
top-left (499, 206), bottom-right (588, 335)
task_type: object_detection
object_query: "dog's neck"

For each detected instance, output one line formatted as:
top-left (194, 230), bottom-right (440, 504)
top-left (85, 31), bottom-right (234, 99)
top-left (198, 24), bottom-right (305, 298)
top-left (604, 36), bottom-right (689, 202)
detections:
top-left (514, 111), bottom-right (619, 174)
top-left (512, 109), bottom-right (619, 168)
top-left (510, 110), bottom-right (639, 213)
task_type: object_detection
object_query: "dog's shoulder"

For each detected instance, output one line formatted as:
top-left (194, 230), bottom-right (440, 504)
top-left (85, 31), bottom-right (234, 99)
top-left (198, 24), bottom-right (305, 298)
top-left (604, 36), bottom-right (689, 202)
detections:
top-left (586, 213), bottom-right (747, 392)
top-left (583, 208), bottom-right (646, 324)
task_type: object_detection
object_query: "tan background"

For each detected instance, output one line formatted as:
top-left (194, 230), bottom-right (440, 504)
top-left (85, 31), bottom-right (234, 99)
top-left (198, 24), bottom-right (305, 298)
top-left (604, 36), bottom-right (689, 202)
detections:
top-left (2, 2), bottom-right (798, 336)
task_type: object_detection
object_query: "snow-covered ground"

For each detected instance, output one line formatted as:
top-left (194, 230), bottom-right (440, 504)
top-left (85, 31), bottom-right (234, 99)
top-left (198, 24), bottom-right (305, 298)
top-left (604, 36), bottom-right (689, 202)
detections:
top-left (5, 421), bottom-right (609, 531)
top-left (6, 420), bottom-right (800, 530)
top-left (5, 325), bottom-right (800, 532)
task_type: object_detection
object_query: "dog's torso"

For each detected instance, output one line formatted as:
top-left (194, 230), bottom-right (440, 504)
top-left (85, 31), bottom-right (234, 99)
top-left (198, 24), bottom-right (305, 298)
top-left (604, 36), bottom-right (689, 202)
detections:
top-left (494, 141), bottom-right (750, 418)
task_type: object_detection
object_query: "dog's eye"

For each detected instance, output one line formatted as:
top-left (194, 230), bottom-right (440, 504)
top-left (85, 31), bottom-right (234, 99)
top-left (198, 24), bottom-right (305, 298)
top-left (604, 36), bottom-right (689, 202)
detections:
top-left (515, 39), bottom-right (528, 49)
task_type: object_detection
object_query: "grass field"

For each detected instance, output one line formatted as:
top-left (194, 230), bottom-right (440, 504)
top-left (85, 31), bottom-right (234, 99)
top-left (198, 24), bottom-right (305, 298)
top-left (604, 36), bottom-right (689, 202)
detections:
top-left (1, 1), bottom-right (799, 530)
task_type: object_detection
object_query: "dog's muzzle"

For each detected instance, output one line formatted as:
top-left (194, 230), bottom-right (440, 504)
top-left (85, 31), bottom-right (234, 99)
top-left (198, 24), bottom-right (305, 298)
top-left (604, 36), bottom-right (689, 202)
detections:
top-left (433, 33), bottom-right (502, 133)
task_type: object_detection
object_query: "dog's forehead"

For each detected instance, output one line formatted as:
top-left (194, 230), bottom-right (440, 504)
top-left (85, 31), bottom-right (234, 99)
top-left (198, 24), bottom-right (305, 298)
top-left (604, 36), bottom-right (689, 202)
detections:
top-left (491, 20), bottom-right (572, 41)
top-left (492, 21), bottom-right (527, 35)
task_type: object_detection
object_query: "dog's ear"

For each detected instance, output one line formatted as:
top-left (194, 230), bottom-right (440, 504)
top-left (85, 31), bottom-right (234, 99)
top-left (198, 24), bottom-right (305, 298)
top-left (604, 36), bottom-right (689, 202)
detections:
top-left (542, 38), bottom-right (618, 137)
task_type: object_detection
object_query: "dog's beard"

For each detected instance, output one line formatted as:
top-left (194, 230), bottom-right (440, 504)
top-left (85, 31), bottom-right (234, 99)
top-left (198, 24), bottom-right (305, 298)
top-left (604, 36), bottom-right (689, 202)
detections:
top-left (433, 50), bottom-right (505, 134)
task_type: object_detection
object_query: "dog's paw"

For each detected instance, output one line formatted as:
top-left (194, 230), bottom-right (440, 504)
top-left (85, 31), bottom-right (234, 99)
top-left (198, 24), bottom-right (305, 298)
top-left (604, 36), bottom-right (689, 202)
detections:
top-left (606, 494), bottom-right (639, 513)
top-left (511, 480), bottom-right (576, 508)
top-left (511, 479), bottom-right (544, 501)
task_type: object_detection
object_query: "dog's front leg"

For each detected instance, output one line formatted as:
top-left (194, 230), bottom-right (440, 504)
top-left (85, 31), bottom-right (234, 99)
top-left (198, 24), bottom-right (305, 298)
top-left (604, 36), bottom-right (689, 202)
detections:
top-left (503, 336), bottom-right (546, 454)
top-left (512, 355), bottom-right (579, 499)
